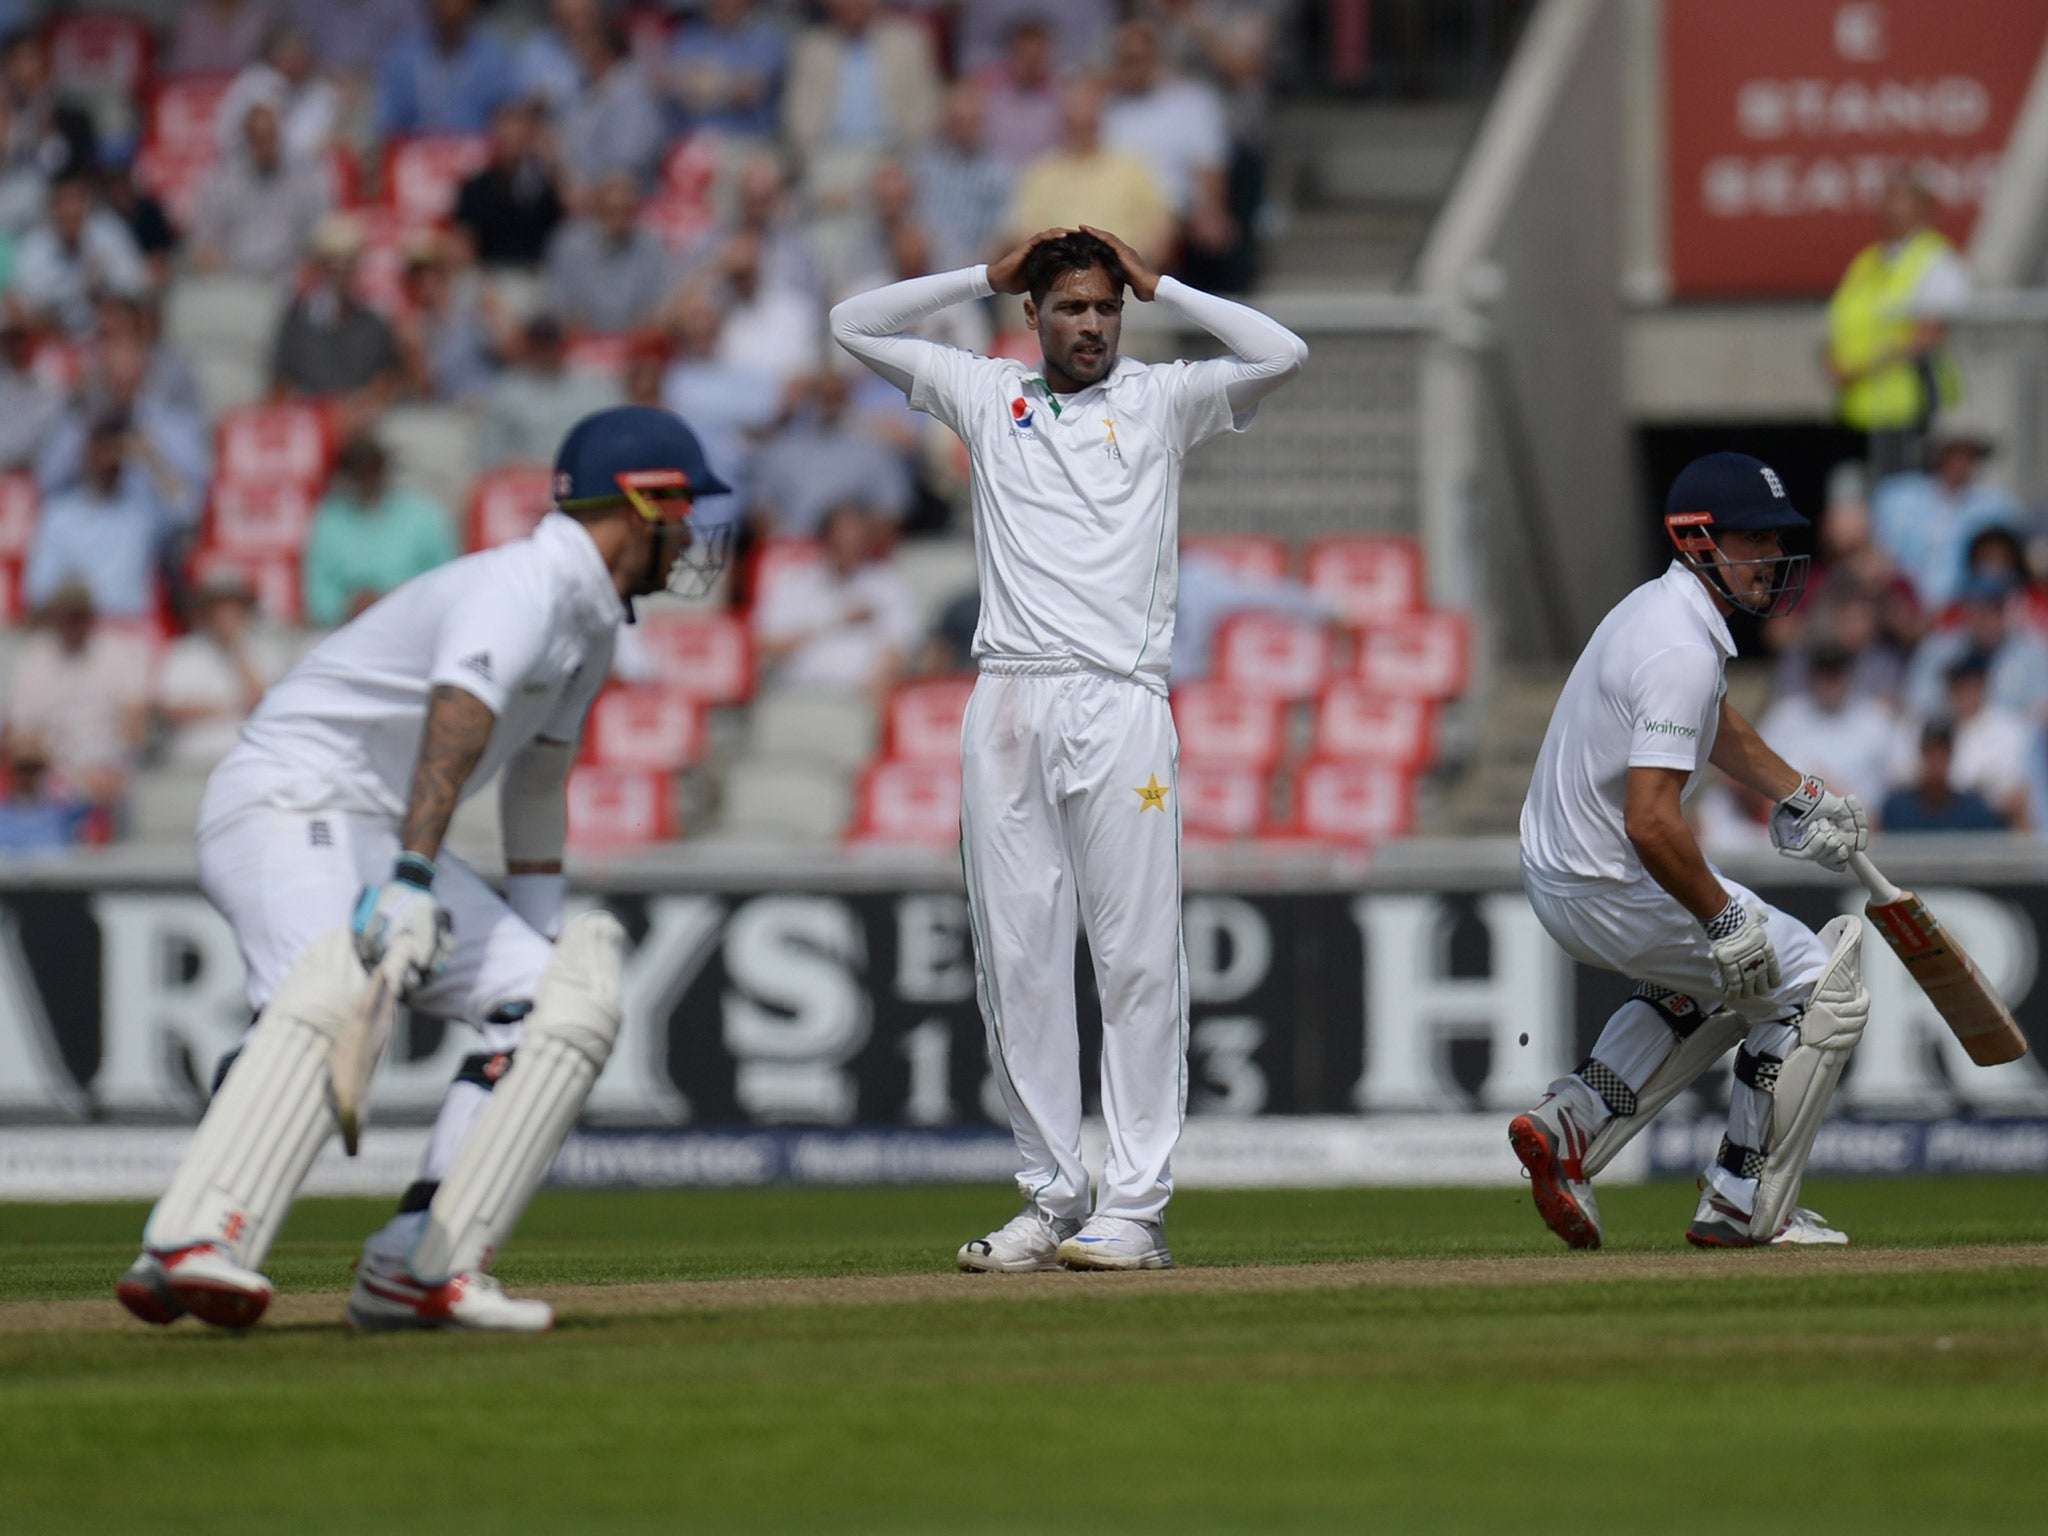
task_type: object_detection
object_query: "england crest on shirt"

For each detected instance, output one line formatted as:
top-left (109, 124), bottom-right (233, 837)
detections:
top-left (1008, 395), bottom-right (1038, 440)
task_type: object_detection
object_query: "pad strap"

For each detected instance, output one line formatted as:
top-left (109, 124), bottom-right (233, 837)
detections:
top-left (1717, 1135), bottom-right (1767, 1182)
top-left (1732, 1044), bottom-right (1782, 1093)
top-left (1574, 1057), bottom-right (1638, 1119)
top-left (1629, 981), bottom-right (1711, 1040)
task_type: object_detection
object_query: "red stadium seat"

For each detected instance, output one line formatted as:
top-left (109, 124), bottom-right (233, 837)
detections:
top-left (1304, 534), bottom-right (1424, 624)
top-left (382, 135), bottom-right (489, 223)
top-left (1176, 761), bottom-right (1269, 842)
top-left (883, 678), bottom-right (974, 761)
top-left (148, 74), bottom-right (235, 151)
top-left (190, 545), bottom-right (303, 626)
top-left (133, 141), bottom-right (214, 233)
top-left (621, 4), bottom-right (676, 56)
top-left (748, 538), bottom-right (822, 616)
top-left (846, 759), bottom-right (962, 847)
top-left (1354, 611), bottom-right (1472, 700)
top-left (0, 473), bottom-right (38, 560)
top-left (639, 190), bottom-right (715, 253)
top-left (208, 481), bottom-right (317, 553)
top-left (1312, 684), bottom-right (1436, 771)
top-left (467, 464), bottom-right (555, 550)
top-left (0, 560), bottom-right (21, 625)
top-left (631, 611), bottom-right (754, 704)
top-left (1285, 758), bottom-right (1415, 844)
top-left (216, 403), bottom-right (332, 490)
top-left (30, 336), bottom-right (87, 393)
top-left (1181, 534), bottom-right (1290, 583)
top-left (567, 765), bottom-right (678, 850)
top-left (660, 134), bottom-right (720, 200)
top-left (585, 686), bottom-right (706, 771)
top-left (1212, 612), bottom-right (1332, 700)
top-left (348, 204), bottom-right (422, 318)
top-left (564, 333), bottom-right (632, 378)
top-left (47, 12), bottom-right (153, 98)
top-left (1171, 683), bottom-right (1287, 771)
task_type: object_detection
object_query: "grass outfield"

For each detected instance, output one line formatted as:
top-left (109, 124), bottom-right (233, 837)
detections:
top-left (3, 1180), bottom-right (2046, 1534)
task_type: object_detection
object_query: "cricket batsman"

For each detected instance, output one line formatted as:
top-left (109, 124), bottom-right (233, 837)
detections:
top-left (1511, 452), bottom-right (1874, 1248)
top-left (831, 228), bottom-right (1305, 1271)
top-left (115, 405), bottom-right (730, 1331)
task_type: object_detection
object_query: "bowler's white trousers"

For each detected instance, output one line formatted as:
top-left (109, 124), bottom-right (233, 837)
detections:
top-left (961, 660), bottom-right (1190, 1225)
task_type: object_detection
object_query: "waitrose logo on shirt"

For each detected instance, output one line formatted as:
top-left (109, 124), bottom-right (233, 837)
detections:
top-left (1642, 719), bottom-right (1699, 738)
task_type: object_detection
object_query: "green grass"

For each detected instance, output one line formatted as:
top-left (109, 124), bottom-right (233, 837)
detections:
top-left (4, 1180), bottom-right (2047, 1533)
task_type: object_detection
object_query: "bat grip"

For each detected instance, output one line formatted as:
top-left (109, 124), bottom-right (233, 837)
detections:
top-left (1849, 851), bottom-right (1903, 905)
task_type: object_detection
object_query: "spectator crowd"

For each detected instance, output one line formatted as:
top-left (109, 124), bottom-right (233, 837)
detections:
top-left (0, 2), bottom-right (1292, 852)
top-left (1703, 429), bottom-right (2048, 848)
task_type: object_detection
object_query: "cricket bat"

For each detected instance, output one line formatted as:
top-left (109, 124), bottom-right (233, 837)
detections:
top-left (327, 950), bottom-right (406, 1157)
top-left (1850, 851), bottom-right (2029, 1066)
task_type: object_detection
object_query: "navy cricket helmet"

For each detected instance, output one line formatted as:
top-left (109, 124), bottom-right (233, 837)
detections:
top-left (553, 404), bottom-right (732, 512)
top-left (554, 405), bottom-right (734, 601)
top-left (1663, 452), bottom-right (1810, 618)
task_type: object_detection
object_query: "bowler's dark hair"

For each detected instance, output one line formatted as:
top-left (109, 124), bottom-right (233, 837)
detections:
top-left (1024, 232), bottom-right (1127, 307)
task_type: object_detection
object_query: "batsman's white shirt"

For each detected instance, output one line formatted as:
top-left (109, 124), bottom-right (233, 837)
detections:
top-left (833, 266), bottom-right (1304, 1223)
top-left (1522, 561), bottom-right (1733, 886)
top-left (1520, 560), bottom-right (1824, 1020)
top-left (196, 512), bottom-right (620, 1021)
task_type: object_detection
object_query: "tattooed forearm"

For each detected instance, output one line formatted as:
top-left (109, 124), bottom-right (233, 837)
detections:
top-left (402, 685), bottom-right (497, 861)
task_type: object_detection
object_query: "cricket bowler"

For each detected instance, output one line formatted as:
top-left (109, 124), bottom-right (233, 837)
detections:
top-left (115, 406), bottom-right (730, 1330)
top-left (831, 227), bottom-right (1306, 1271)
top-left (1511, 451), bottom-right (1875, 1248)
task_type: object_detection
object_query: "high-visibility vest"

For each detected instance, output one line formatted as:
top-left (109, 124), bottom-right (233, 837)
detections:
top-left (1826, 228), bottom-right (1963, 431)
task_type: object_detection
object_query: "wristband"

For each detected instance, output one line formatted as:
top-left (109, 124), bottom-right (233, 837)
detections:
top-left (1704, 900), bottom-right (1744, 940)
top-left (394, 852), bottom-right (438, 890)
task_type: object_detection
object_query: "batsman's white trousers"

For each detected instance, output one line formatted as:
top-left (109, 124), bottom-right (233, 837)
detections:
top-left (195, 789), bottom-right (553, 1030)
top-left (1522, 860), bottom-right (1827, 1021)
top-left (961, 660), bottom-right (1190, 1226)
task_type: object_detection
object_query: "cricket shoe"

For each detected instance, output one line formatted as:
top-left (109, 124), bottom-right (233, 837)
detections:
top-left (115, 1251), bottom-right (186, 1326)
top-left (957, 1204), bottom-right (1081, 1273)
top-left (153, 1243), bottom-right (275, 1328)
top-left (1507, 1096), bottom-right (1603, 1250)
top-left (1685, 1189), bottom-right (1850, 1248)
top-left (346, 1254), bottom-right (554, 1333)
top-left (1056, 1215), bottom-right (1173, 1271)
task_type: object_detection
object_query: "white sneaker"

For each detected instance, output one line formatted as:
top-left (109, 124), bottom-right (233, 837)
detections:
top-left (1686, 1188), bottom-right (1851, 1248)
top-left (957, 1204), bottom-right (1081, 1273)
top-left (115, 1251), bottom-right (186, 1326)
top-left (153, 1243), bottom-right (275, 1329)
top-left (1056, 1215), bottom-right (1173, 1271)
top-left (347, 1253), bottom-right (554, 1332)
top-left (1507, 1093), bottom-right (1603, 1250)
top-left (1770, 1207), bottom-right (1850, 1246)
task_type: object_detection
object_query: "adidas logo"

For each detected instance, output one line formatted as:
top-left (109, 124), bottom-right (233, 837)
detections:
top-left (459, 652), bottom-right (494, 682)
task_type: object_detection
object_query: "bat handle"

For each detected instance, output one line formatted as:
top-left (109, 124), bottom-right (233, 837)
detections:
top-left (1848, 850), bottom-right (1903, 905)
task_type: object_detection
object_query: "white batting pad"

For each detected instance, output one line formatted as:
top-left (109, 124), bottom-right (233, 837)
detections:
top-left (1751, 917), bottom-right (1870, 1238)
top-left (409, 912), bottom-right (625, 1283)
top-left (1583, 1008), bottom-right (1746, 1179)
top-left (142, 930), bottom-right (368, 1268)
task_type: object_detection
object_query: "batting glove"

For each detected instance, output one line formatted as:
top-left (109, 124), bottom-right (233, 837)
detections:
top-left (1769, 772), bottom-right (1869, 872)
top-left (1705, 898), bottom-right (1781, 1002)
top-left (351, 853), bottom-right (454, 990)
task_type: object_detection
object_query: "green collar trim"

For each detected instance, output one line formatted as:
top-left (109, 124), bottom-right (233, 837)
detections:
top-left (1029, 377), bottom-right (1063, 418)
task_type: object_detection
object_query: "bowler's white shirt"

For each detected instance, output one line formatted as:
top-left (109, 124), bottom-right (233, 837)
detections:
top-left (1522, 562), bottom-right (1734, 885)
top-left (831, 266), bottom-right (1305, 692)
top-left (203, 512), bottom-right (619, 825)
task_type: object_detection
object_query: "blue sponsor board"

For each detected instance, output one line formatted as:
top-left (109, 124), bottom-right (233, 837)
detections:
top-left (1646, 1117), bottom-right (2048, 1176)
top-left (551, 1127), bottom-right (1021, 1188)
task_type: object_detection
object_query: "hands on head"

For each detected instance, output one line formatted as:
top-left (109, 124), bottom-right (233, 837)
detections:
top-left (985, 226), bottom-right (1160, 301)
